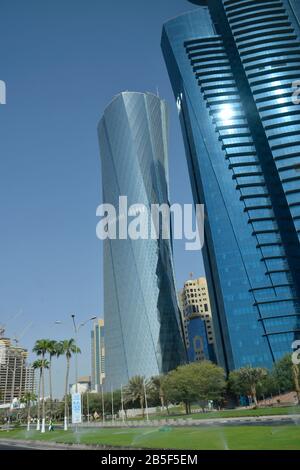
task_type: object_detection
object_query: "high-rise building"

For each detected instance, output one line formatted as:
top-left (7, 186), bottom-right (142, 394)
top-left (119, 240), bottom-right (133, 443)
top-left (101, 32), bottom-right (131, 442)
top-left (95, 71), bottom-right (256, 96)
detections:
top-left (162, 0), bottom-right (300, 372)
top-left (24, 366), bottom-right (35, 397)
top-left (98, 92), bottom-right (186, 389)
top-left (178, 276), bottom-right (216, 362)
top-left (0, 333), bottom-right (35, 405)
top-left (91, 319), bottom-right (105, 391)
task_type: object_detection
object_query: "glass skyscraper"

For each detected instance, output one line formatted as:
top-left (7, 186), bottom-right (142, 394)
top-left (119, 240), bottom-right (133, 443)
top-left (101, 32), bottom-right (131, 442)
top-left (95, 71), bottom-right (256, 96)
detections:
top-left (162, 0), bottom-right (300, 372)
top-left (98, 92), bottom-right (186, 390)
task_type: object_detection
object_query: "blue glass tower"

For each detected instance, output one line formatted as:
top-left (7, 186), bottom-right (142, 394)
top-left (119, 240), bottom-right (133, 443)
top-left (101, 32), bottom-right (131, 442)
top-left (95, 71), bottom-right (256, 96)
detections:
top-left (98, 92), bottom-right (186, 390)
top-left (162, 0), bottom-right (300, 372)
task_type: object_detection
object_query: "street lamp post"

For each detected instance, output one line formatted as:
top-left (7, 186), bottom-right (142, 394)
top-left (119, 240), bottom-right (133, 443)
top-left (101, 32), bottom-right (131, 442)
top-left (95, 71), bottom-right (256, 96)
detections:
top-left (71, 315), bottom-right (79, 397)
top-left (87, 391), bottom-right (90, 424)
top-left (121, 384), bottom-right (125, 424)
top-left (111, 386), bottom-right (114, 425)
top-left (71, 314), bottom-right (96, 432)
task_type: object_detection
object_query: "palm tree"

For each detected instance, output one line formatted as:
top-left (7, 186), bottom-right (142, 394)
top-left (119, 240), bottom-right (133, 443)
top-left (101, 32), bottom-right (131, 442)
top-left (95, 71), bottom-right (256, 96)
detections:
top-left (151, 375), bottom-right (166, 410)
top-left (32, 339), bottom-right (49, 360)
top-left (20, 392), bottom-right (37, 431)
top-left (292, 363), bottom-right (300, 404)
top-left (59, 339), bottom-right (81, 430)
top-left (33, 339), bottom-right (50, 432)
top-left (32, 359), bottom-right (43, 430)
top-left (123, 376), bottom-right (150, 418)
top-left (236, 366), bottom-right (268, 406)
top-left (46, 340), bottom-right (60, 416)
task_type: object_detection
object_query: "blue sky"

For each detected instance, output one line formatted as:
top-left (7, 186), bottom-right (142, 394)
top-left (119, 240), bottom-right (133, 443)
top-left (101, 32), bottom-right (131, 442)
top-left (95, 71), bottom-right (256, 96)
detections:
top-left (0, 0), bottom-right (203, 397)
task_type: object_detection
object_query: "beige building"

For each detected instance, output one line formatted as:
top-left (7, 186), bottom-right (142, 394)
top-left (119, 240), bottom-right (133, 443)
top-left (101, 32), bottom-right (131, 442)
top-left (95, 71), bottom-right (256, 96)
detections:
top-left (178, 277), bottom-right (215, 357)
top-left (0, 332), bottom-right (35, 405)
top-left (70, 376), bottom-right (91, 395)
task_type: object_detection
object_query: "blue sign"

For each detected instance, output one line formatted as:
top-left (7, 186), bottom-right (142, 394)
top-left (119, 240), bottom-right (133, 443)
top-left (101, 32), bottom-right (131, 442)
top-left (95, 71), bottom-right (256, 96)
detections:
top-left (72, 393), bottom-right (82, 424)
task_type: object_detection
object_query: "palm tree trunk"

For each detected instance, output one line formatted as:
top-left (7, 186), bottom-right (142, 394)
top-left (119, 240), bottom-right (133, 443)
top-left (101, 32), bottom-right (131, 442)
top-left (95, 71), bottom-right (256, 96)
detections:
top-left (64, 357), bottom-right (70, 431)
top-left (293, 364), bottom-right (300, 404)
top-left (140, 396), bottom-right (144, 418)
top-left (251, 386), bottom-right (258, 406)
top-left (36, 370), bottom-right (42, 431)
top-left (27, 400), bottom-right (31, 432)
top-left (41, 364), bottom-right (46, 432)
top-left (49, 356), bottom-right (53, 417)
top-left (160, 389), bottom-right (165, 410)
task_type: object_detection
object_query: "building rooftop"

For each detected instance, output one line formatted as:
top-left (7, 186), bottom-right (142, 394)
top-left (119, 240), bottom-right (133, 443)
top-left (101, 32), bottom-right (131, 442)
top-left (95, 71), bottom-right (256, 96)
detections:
top-left (78, 376), bottom-right (91, 384)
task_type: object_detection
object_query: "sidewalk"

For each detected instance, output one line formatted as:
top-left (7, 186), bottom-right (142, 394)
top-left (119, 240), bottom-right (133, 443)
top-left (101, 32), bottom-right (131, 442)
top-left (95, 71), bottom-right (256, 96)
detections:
top-left (0, 438), bottom-right (142, 450)
top-left (72, 413), bottom-right (300, 428)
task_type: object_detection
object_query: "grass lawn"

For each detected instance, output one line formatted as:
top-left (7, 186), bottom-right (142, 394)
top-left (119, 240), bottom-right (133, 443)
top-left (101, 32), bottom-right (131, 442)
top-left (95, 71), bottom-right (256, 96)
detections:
top-left (1, 425), bottom-right (300, 450)
top-left (128, 405), bottom-right (300, 421)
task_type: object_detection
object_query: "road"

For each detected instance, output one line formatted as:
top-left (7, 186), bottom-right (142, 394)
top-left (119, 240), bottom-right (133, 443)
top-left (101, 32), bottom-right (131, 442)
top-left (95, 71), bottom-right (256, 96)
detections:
top-left (0, 442), bottom-right (31, 450)
top-left (0, 441), bottom-right (59, 450)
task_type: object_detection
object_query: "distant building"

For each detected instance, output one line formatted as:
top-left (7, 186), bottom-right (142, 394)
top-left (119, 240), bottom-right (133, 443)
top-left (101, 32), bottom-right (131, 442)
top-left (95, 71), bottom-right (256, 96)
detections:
top-left (91, 319), bottom-right (105, 391)
top-left (69, 376), bottom-right (91, 395)
top-left (0, 332), bottom-right (35, 405)
top-left (178, 277), bottom-right (215, 362)
top-left (24, 367), bottom-right (35, 396)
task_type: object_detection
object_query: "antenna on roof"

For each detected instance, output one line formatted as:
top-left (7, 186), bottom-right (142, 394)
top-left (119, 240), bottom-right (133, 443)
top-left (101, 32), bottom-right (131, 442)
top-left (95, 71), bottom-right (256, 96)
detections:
top-left (190, 272), bottom-right (194, 279)
top-left (156, 86), bottom-right (160, 97)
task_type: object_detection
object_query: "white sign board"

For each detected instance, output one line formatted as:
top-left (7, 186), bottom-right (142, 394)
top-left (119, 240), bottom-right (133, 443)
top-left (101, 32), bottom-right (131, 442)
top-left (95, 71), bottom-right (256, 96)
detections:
top-left (71, 393), bottom-right (82, 424)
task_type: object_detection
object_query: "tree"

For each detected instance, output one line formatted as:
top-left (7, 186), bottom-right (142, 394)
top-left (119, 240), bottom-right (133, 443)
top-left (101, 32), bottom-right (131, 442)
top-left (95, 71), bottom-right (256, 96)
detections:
top-left (123, 376), bottom-right (150, 418)
top-left (229, 366), bottom-right (268, 406)
top-left (32, 339), bottom-right (50, 432)
top-left (150, 375), bottom-right (166, 410)
top-left (32, 358), bottom-right (49, 430)
top-left (20, 392), bottom-right (37, 431)
top-left (162, 367), bottom-right (196, 415)
top-left (46, 340), bottom-right (60, 416)
top-left (32, 339), bottom-right (49, 361)
top-left (193, 361), bottom-right (226, 405)
top-left (81, 390), bottom-right (122, 420)
top-left (58, 339), bottom-right (81, 430)
top-left (229, 368), bottom-right (277, 405)
top-left (162, 361), bottom-right (226, 415)
top-left (32, 360), bottom-right (42, 429)
top-left (273, 354), bottom-right (300, 404)
top-left (257, 372), bottom-right (278, 401)
top-left (228, 369), bottom-right (249, 399)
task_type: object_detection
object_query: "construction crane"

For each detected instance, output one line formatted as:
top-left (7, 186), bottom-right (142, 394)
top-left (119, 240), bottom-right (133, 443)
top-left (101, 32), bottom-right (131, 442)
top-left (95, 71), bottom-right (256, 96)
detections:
top-left (0, 309), bottom-right (23, 340)
top-left (12, 322), bottom-right (33, 347)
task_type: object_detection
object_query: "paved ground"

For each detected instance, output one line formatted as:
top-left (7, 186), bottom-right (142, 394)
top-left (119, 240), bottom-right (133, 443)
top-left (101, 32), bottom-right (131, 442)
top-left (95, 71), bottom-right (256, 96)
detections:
top-left (0, 441), bottom-right (37, 450)
top-left (0, 440), bottom-right (69, 450)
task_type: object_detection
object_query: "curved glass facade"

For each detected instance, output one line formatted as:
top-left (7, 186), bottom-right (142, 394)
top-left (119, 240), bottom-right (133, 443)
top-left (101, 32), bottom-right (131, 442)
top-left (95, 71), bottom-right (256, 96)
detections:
top-left (162, 1), bottom-right (300, 372)
top-left (98, 92), bottom-right (186, 390)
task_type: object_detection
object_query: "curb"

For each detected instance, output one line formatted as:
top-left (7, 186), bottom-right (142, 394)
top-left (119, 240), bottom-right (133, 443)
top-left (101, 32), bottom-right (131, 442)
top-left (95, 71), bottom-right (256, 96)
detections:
top-left (0, 438), bottom-right (148, 451)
